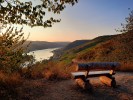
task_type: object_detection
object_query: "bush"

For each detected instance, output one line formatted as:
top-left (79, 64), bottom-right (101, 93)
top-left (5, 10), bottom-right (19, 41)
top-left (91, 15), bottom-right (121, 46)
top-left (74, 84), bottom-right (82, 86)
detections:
top-left (0, 71), bottom-right (23, 88)
top-left (0, 26), bottom-right (33, 74)
top-left (0, 71), bottom-right (23, 99)
top-left (41, 61), bottom-right (72, 80)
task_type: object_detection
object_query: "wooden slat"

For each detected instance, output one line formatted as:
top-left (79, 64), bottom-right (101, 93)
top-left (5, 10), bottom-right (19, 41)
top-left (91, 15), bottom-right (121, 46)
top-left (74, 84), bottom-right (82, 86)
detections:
top-left (89, 70), bottom-right (110, 74)
top-left (71, 71), bottom-right (113, 79)
top-left (87, 73), bottom-right (111, 78)
top-left (76, 62), bottom-right (120, 71)
top-left (71, 72), bottom-right (86, 79)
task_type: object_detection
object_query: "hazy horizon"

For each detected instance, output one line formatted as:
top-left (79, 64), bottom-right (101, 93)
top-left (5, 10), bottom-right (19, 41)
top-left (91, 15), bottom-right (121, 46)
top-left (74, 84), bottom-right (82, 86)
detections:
top-left (27, 34), bottom-right (114, 42)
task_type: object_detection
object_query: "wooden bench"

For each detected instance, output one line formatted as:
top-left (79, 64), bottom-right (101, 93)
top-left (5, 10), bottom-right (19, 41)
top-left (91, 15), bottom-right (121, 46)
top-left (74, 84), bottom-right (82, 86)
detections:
top-left (71, 62), bottom-right (120, 89)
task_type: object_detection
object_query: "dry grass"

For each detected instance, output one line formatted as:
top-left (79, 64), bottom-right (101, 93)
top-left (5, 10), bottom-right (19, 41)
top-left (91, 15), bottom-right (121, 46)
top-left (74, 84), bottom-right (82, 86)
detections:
top-left (6, 72), bottom-right (23, 87)
top-left (22, 61), bottom-right (72, 80)
top-left (0, 71), bottom-right (23, 99)
top-left (0, 71), bottom-right (23, 88)
top-left (42, 62), bottom-right (70, 80)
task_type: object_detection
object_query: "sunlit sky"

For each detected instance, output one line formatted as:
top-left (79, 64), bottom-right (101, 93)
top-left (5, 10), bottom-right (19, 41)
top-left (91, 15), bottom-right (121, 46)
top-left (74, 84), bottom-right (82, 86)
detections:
top-left (22, 0), bottom-right (133, 42)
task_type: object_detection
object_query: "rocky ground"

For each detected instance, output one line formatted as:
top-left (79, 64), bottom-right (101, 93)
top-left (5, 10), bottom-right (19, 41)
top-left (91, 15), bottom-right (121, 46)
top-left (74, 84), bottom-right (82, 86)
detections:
top-left (17, 72), bottom-right (133, 100)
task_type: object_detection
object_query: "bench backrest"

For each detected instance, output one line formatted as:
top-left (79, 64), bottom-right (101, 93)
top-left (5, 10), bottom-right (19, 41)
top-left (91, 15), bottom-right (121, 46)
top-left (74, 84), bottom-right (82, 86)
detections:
top-left (76, 62), bottom-right (120, 71)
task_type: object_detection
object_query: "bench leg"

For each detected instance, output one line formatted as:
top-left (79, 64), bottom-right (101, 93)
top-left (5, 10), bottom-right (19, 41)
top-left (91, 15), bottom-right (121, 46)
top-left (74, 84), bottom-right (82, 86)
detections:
top-left (99, 76), bottom-right (116, 88)
top-left (84, 79), bottom-right (93, 91)
top-left (75, 78), bottom-right (93, 90)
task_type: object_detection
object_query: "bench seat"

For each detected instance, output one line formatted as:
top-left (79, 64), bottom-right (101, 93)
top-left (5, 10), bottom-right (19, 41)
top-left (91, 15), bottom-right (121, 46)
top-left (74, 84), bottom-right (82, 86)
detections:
top-left (71, 70), bottom-right (112, 79)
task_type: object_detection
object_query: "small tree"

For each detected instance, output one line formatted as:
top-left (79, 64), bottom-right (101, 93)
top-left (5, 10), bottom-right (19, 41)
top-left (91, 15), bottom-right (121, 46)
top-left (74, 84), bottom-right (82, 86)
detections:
top-left (117, 9), bottom-right (133, 33)
top-left (0, 0), bottom-right (78, 73)
top-left (0, 26), bottom-right (28, 73)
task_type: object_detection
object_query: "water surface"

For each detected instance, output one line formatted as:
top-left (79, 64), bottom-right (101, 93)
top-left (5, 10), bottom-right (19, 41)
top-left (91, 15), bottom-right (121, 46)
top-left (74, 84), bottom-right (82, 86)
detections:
top-left (28, 48), bottom-right (59, 62)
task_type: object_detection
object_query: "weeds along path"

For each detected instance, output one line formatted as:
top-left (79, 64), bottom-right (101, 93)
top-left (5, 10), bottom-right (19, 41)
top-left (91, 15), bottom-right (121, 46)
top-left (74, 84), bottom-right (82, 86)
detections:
top-left (18, 72), bottom-right (133, 100)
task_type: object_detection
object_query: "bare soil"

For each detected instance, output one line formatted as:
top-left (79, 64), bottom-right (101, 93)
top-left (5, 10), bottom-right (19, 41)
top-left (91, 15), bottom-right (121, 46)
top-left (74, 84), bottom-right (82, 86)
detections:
top-left (17, 72), bottom-right (133, 100)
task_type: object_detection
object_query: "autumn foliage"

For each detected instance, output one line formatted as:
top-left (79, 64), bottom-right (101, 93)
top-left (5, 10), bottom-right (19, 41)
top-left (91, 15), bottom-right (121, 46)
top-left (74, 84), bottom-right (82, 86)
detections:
top-left (0, 26), bottom-right (28, 73)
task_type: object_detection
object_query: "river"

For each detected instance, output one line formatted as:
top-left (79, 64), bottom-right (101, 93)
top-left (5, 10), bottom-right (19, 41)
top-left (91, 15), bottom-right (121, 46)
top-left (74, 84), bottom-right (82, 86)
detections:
top-left (28, 48), bottom-right (59, 62)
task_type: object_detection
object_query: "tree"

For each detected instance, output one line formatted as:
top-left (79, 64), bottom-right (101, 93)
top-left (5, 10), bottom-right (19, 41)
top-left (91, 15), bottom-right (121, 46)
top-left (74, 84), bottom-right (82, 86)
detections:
top-left (124, 10), bottom-right (133, 33)
top-left (0, 27), bottom-right (27, 73)
top-left (0, 0), bottom-right (78, 73)
top-left (117, 9), bottom-right (133, 33)
top-left (0, 0), bottom-right (78, 28)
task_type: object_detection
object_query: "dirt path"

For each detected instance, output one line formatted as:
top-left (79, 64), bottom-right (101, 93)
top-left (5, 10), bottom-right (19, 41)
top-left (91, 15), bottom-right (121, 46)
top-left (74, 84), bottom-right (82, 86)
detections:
top-left (18, 72), bottom-right (133, 100)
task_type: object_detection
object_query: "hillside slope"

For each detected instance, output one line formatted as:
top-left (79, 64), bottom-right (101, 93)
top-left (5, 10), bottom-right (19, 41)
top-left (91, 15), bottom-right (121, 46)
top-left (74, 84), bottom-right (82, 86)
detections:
top-left (68, 35), bottom-right (115, 53)
top-left (63, 40), bottom-right (90, 51)
top-left (76, 32), bottom-right (133, 71)
top-left (54, 32), bottom-right (133, 71)
top-left (77, 32), bottom-right (133, 61)
top-left (56, 35), bottom-right (115, 63)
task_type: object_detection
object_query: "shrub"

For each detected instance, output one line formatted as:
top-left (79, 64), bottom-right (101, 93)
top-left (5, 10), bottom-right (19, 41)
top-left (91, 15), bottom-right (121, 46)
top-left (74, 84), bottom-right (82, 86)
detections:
top-left (0, 26), bottom-right (27, 73)
top-left (41, 61), bottom-right (72, 80)
top-left (0, 71), bottom-right (23, 88)
top-left (0, 71), bottom-right (23, 99)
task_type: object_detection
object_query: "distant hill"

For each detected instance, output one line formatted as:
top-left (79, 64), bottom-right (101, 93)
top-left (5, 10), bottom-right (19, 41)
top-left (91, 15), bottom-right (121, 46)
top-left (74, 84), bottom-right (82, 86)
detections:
top-left (66, 35), bottom-right (115, 53)
top-left (24, 41), bottom-right (70, 52)
top-left (63, 40), bottom-right (90, 51)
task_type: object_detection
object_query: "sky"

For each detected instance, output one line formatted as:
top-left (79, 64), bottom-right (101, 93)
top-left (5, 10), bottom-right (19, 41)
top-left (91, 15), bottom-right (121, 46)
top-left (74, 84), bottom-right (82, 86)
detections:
top-left (22, 0), bottom-right (133, 42)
